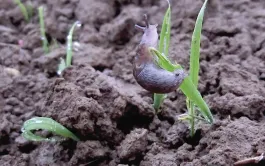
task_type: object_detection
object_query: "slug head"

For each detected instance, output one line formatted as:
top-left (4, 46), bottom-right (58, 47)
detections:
top-left (173, 69), bottom-right (187, 86)
top-left (135, 14), bottom-right (158, 48)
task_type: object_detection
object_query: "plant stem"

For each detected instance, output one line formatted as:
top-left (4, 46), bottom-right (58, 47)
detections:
top-left (180, 76), bottom-right (213, 124)
top-left (14, 0), bottom-right (29, 22)
top-left (38, 6), bottom-right (49, 54)
top-left (153, 93), bottom-right (165, 112)
top-left (26, 1), bottom-right (33, 20)
top-left (153, 1), bottom-right (171, 111)
top-left (189, 102), bottom-right (195, 136)
top-left (66, 21), bottom-right (81, 67)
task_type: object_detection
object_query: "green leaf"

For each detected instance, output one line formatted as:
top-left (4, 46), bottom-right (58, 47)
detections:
top-left (26, 2), bottom-right (33, 20)
top-left (158, 0), bottom-right (171, 56)
top-left (153, 0), bottom-right (171, 111)
top-left (38, 6), bottom-right (49, 54)
top-left (180, 76), bottom-right (213, 123)
top-left (189, 0), bottom-right (208, 87)
top-left (186, 0), bottom-right (211, 136)
top-left (66, 21), bottom-right (81, 67)
top-left (14, 0), bottom-right (29, 22)
top-left (149, 47), bottom-right (181, 72)
top-left (22, 117), bottom-right (79, 142)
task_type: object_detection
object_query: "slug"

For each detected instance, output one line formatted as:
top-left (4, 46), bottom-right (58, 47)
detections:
top-left (133, 15), bottom-right (187, 94)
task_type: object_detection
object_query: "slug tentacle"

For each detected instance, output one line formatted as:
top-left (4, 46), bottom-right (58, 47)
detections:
top-left (135, 25), bottom-right (145, 31)
top-left (133, 15), bottom-right (186, 94)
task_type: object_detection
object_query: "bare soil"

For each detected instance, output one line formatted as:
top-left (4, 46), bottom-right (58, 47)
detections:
top-left (0, 0), bottom-right (265, 166)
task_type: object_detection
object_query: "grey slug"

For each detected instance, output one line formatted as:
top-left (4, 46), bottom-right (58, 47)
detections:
top-left (133, 15), bottom-right (187, 94)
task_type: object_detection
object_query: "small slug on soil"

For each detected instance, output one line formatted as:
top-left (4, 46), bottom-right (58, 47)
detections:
top-left (133, 15), bottom-right (187, 94)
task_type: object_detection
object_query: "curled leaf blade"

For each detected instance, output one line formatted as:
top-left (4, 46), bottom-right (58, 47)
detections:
top-left (66, 21), bottom-right (81, 67)
top-left (22, 117), bottom-right (79, 142)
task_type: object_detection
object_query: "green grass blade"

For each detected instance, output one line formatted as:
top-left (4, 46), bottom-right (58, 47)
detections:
top-left (190, 0), bottom-right (208, 87)
top-left (14, 0), bottom-right (29, 22)
top-left (180, 76), bottom-right (213, 123)
top-left (21, 117), bottom-right (80, 141)
top-left (153, 94), bottom-right (166, 112)
top-left (158, 0), bottom-right (171, 57)
top-left (38, 6), bottom-right (49, 54)
top-left (187, 0), bottom-right (210, 136)
top-left (66, 21), bottom-right (81, 67)
top-left (151, 45), bottom-right (213, 123)
top-left (153, 1), bottom-right (171, 111)
top-left (26, 2), bottom-right (33, 20)
top-left (149, 47), bottom-right (181, 72)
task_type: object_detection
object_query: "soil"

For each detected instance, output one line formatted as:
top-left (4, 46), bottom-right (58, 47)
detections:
top-left (0, 0), bottom-right (265, 166)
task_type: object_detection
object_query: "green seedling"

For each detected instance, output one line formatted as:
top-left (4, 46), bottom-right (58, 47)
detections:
top-left (66, 21), bottom-right (81, 67)
top-left (21, 117), bottom-right (79, 142)
top-left (38, 6), bottom-right (49, 54)
top-left (185, 0), bottom-right (209, 136)
top-left (38, 6), bottom-right (59, 54)
top-left (57, 21), bottom-right (81, 75)
top-left (149, 0), bottom-right (213, 134)
top-left (27, 2), bottom-right (33, 20)
top-left (14, 0), bottom-right (33, 22)
top-left (153, 2), bottom-right (171, 111)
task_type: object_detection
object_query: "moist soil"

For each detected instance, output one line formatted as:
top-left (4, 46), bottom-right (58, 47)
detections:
top-left (1, 0), bottom-right (265, 166)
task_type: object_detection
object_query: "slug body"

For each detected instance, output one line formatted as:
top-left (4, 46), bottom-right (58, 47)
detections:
top-left (133, 16), bottom-right (186, 94)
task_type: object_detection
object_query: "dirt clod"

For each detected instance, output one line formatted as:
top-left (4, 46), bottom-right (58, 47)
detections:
top-left (117, 128), bottom-right (148, 161)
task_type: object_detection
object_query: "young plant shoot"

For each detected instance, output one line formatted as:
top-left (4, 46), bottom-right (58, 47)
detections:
top-left (154, 1), bottom-right (171, 111)
top-left (21, 117), bottom-right (79, 142)
top-left (57, 21), bottom-right (81, 75)
top-left (38, 6), bottom-right (49, 54)
top-left (14, 0), bottom-right (33, 22)
top-left (185, 0), bottom-right (209, 136)
top-left (133, 0), bottom-right (213, 135)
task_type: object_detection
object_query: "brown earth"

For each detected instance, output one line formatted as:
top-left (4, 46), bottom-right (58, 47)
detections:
top-left (0, 0), bottom-right (265, 166)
